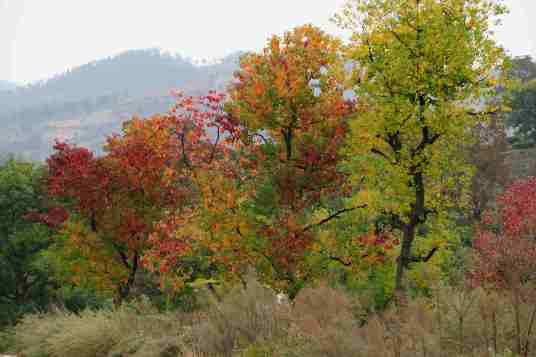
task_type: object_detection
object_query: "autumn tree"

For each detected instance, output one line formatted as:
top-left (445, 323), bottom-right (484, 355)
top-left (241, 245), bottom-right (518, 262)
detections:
top-left (335, 0), bottom-right (508, 293)
top-left (472, 178), bottom-right (536, 356)
top-left (226, 25), bottom-right (360, 297)
top-left (43, 91), bottom-right (245, 303)
top-left (141, 92), bottom-right (249, 295)
top-left (44, 112), bottom-right (197, 302)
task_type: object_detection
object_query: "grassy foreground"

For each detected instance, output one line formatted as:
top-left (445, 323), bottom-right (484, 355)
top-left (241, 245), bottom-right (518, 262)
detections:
top-left (1, 275), bottom-right (533, 357)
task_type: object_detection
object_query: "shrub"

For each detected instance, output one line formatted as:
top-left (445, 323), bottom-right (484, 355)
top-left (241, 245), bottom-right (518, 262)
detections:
top-left (12, 307), bottom-right (126, 357)
top-left (190, 275), bottom-right (291, 356)
top-left (10, 298), bottom-right (190, 357)
top-left (0, 328), bottom-right (15, 353)
top-left (292, 282), bottom-right (365, 356)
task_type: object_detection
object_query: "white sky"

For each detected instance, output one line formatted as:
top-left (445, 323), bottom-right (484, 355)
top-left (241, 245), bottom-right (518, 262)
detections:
top-left (1, 0), bottom-right (534, 84)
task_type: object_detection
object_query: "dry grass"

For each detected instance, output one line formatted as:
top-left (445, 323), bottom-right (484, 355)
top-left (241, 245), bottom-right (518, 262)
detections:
top-left (10, 299), bottom-right (190, 357)
top-left (8, 278), bottom-right (536, 357)
top-left (291, 282), bottom-right (365, 356)
top-left (190, 277), bottom-right (292, 357)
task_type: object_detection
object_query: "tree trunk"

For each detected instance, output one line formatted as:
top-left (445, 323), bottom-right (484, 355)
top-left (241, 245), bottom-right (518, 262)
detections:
top-left (395, 168), bottom-right (425, 295)
top-left (395, 224), bottom-right (416, 293)
top-left (115, 252), bottom-right (139, 306)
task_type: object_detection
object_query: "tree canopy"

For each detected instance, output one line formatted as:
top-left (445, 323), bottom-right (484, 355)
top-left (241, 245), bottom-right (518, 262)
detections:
top-left (335, 0), bottom-right (508, 291)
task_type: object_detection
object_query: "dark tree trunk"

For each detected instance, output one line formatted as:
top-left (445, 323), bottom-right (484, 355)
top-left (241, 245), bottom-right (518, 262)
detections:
top-left (395, 224), bottom-right (416, 291)
top-left (395, 171), bottom-right (425, 293)
top-left (115, 252), bottom-right (139, 306)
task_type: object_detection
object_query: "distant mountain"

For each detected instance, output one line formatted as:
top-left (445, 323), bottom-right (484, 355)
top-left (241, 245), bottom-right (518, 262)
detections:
top-left (0, 80), bottom-right (17, 92)
top-left (0, 49), bottom-right (241, 161)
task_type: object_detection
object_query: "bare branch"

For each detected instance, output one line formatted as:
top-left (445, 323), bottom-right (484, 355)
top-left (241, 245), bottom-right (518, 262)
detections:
top-left (409, 247), bottom-right (439, 263)
top-left (252, 132), bottom-right (270, 145)
top-left (371, 148), bottom-right (393, 162)
top-left (302, 205), bottom-right (367, 233)
top-left (209, 127), bottom-right (221, 163)
top-left (329, 256), bottom-right (353, 267)
top-left (180, 132), bottom-right (193, 170)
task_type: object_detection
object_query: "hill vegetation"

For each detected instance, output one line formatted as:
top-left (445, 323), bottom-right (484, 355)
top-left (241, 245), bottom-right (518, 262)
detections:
top-left (0, 49), bottom-right (240, 160)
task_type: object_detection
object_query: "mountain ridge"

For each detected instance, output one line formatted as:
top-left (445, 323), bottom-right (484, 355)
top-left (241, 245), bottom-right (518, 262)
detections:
top-left (0, 49), bottom-right (241, 161)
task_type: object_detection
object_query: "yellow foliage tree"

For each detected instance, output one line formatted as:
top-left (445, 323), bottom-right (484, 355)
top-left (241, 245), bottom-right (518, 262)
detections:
top-left (335, 0), bottom-right (508, 292)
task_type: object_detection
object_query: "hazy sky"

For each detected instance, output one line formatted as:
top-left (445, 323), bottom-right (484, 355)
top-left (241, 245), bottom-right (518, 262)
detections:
top-left (1, 0), bottom-right (534, 84)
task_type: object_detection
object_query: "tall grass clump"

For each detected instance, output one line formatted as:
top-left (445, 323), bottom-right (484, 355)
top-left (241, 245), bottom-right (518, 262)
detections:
top-left (190, 275), bottom-right (292, 357)
top-left (10, 298), bottom-right (190, 357)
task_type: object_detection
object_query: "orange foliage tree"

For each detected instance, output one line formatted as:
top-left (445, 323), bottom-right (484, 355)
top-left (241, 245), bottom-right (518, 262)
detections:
top-left (225, 25), bottom-right (362, 297)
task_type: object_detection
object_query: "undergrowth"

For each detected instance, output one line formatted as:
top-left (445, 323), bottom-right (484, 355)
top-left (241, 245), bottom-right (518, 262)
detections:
top-left (5, 277), bottom-right (535, 357)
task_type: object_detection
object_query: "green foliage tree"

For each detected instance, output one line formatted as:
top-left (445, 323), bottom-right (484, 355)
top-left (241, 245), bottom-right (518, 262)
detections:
top-left (507, 80), bottom-right (536, 148)
top-left (335, 0), bottom-right (508, 293)
top-left (0, 159), bottom-right (53, 325)
top-left (510, 55), bottom-right (536, 83)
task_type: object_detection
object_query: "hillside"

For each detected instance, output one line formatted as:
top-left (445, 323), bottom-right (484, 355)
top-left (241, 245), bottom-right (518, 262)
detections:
top-left (0, 49), bottom-right (240, 161)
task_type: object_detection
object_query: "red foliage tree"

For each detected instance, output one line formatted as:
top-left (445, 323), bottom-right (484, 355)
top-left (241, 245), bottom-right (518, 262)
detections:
top-left (472, 178), bottom-right (536, 355)
top-left (473, 178), bottom-right (536, 288)
top-left (141, 92), bottom-right (247, 290)
top-left (43, 92), bottom-right (240, 302)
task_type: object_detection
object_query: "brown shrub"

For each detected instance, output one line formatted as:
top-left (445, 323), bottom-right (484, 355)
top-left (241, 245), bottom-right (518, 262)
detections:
top-left (291, 282), bottom-right (365, 356)
top-left (190, 276), bottom-right (291, 357)
top-left (11, 299), bottom-right (190, 357)
top-left (12, 308), bottom-right (125, 357)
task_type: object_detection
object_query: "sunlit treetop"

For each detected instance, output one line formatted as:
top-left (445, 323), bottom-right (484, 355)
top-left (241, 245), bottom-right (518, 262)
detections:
top-left (227, 25), bottom-right (354, 154)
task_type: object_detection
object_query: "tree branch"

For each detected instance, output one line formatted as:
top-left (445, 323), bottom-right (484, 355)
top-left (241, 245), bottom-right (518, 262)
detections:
top-left (180, 132), bottom-right (193, 170)
top-left (209, 127), bottom-right (221, 163)
top-left (329, 256), bottom-right (353, 267)
top-left (413, 130), bottom-right (441, 156)
top-left (111, 242), bottom-right (131, 270)
top-left (409, 247), bottom-right (439, 263)
top-left (252, 132), bottom-right (270, 145)
top-left (371, 148), bottom-right (393, 162)
top-left (385, 131), bottom-right (402, 153)
top-left (90, 210), bottom-right (98, 232)
top-left (389, 29), bottom-right (418, 57)
top-left (302, 205), bottom-right (367, 233)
